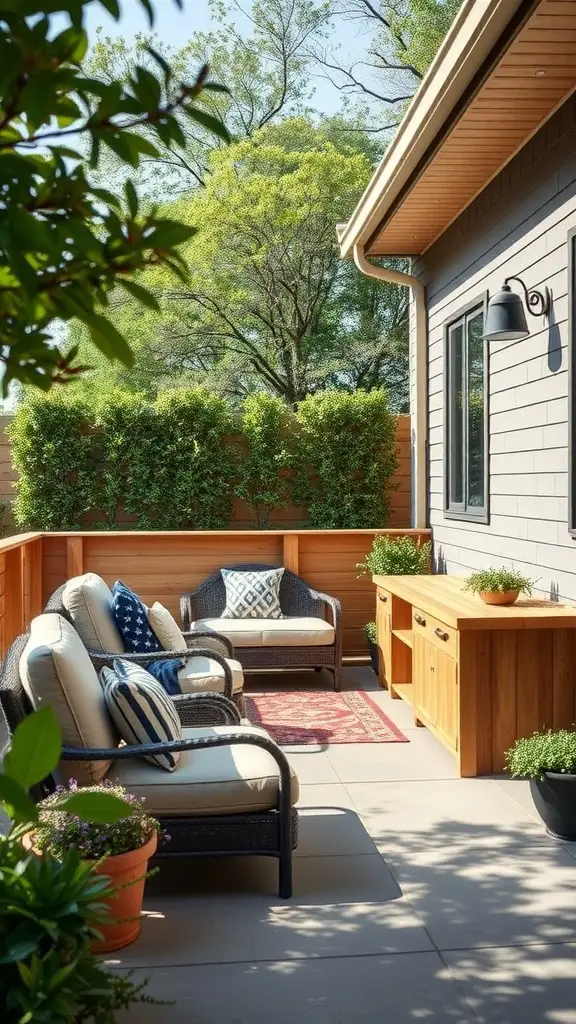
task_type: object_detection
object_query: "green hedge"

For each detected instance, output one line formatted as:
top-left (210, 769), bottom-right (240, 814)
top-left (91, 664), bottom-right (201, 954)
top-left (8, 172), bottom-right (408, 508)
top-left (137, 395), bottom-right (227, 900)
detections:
top-left (9, 389), bottom-right (399, 531)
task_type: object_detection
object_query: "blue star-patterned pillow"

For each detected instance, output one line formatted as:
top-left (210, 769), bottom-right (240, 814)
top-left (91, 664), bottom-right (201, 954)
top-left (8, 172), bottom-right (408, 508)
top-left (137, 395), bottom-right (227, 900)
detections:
top-left (111, 581), bottom-right (163, 655)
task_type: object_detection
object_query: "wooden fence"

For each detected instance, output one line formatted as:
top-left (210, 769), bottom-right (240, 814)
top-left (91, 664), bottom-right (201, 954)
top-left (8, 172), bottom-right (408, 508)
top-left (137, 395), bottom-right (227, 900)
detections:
top-left (0, 527), bottom-right (431, 660)
top-left (0, 414), bottom-right (412, 530)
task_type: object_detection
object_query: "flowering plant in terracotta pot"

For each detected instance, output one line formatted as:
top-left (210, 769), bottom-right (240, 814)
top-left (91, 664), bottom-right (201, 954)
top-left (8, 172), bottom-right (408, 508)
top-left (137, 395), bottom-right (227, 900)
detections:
top-left (463, 567), bottom-right (534, 606)
top-left (31, 780), bottom-right (165, 953)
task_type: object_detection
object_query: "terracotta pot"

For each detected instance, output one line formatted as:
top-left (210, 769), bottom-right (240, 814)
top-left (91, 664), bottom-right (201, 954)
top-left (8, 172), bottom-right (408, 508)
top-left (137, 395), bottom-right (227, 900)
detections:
top-left (90, 831), bottom-right (157, 953)
top-left (23, 830), bottom-right (157, 954)
top-left (478, 590), bottom-right (519, 606)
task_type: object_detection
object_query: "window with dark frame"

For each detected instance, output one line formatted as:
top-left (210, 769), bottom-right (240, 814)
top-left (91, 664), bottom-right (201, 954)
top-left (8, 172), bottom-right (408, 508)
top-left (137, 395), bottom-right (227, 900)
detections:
top-left (445, 299), bottom-right (488, 521)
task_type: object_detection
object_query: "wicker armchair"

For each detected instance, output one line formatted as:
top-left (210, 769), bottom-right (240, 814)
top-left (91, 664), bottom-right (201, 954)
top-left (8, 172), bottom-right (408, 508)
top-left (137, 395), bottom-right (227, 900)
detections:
top-left (0, 631), bottom-right (240, 732)
top-left (181, 564), bottom-right (343, 691)
top-left (0, 632), bottom-right (298, 898)
top-left (45, 584), bottom-right (245, 724)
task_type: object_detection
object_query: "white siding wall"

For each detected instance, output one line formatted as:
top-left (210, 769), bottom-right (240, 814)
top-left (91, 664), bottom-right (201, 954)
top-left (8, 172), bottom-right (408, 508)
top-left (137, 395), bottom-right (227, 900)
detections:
top-left (410, 94), bottom-right (576, 600)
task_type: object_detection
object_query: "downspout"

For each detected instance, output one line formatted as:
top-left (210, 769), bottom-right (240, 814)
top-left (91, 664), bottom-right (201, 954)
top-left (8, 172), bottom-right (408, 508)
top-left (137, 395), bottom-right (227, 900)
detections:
top-left (353, 244), bottom-right (427, 530)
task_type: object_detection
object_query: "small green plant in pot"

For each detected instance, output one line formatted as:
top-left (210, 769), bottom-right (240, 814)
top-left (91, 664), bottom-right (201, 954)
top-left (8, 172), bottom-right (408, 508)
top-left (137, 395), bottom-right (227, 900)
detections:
top-left (506, 729), bottom-right (576, 840)
top-left (463, 567), bottom-right (534, 606)
top-left (364, 622), bottom-right (378, 675)
top-left (357, 535), bottom-right (431, 577)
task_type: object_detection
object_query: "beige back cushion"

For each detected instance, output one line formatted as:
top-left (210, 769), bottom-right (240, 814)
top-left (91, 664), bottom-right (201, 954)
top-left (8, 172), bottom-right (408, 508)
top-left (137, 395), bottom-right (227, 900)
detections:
top-left (62, 572), bottom-right (124, 654)
top-left (20, 614), bottom-right (117, 785)
top-left (147, 601), bottom-right (186, 651)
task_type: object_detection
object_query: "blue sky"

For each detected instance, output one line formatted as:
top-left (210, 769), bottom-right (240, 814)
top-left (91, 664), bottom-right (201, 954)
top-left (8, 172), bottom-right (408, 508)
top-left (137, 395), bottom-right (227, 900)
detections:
top-left (84, 0), bottom-right (373, 116)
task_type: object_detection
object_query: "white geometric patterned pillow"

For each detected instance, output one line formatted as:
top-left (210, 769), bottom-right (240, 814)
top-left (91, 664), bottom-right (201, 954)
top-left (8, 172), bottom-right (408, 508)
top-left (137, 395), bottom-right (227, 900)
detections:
top-left (221, 568), bottom-right (284, 619)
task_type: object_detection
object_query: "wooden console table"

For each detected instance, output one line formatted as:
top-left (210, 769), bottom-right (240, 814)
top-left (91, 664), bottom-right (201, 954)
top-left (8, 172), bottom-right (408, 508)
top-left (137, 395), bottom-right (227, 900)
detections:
top-left (374, 574), bottom-right (576, 777)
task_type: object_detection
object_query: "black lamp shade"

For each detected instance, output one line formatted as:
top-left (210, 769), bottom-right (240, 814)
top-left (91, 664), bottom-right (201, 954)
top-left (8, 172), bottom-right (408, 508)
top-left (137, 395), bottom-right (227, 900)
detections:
top-left (484, 285), bottom-right (529, 341)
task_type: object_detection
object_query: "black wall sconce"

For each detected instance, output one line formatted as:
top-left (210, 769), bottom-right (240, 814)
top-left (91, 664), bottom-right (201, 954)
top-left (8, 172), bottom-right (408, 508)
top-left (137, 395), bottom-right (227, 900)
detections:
top-left (484, 276), bottom-right (551, 342)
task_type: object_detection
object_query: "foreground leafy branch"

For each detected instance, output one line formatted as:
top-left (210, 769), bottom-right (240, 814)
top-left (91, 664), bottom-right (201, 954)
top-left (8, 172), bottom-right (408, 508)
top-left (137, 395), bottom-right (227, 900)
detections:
top-left (0, 0), bottom-right (230, 395)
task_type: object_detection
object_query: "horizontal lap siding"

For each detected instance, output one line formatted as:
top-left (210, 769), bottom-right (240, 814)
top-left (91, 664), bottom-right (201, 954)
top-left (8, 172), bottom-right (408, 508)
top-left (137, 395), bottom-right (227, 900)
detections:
top-left (412, 94), bottom-right (576, 601)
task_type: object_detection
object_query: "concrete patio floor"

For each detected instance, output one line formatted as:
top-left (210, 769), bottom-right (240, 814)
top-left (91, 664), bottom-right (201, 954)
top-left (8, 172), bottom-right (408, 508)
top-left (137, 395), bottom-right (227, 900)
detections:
top-left (113, 667), bottom-right (576, 1024)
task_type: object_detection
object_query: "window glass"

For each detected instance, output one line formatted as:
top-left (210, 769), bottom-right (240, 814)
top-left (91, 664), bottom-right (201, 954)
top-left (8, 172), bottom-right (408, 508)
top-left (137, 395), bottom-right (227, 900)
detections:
top-left (448, 322), bottom-right (464, 506)
top-left (446, 304), bottom-right (487, 519)
top-left (466, 312), bottom-right (485, 509)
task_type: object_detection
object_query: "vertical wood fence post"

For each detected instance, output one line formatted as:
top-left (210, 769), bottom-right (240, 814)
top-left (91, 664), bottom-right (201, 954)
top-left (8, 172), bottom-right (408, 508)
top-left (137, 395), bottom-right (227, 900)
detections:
top-left (282, 533), bottom-right (299, 574)
top-left (67, 536), bottom-right (83, 579)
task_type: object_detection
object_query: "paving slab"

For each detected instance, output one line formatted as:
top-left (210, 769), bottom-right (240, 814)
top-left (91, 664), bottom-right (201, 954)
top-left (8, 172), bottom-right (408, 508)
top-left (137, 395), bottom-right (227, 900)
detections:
top-left (116, 951), bottom-right (475, 1024)
top-left (108, 896), bottom-right (433, 969)
top-left (444, 942), bottom-right (576, 1023)
top-left (326, 730), bottom-right (458, 783)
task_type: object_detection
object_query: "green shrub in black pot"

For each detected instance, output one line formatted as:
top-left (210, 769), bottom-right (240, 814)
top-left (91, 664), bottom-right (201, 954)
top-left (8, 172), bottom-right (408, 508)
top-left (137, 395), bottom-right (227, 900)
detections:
top-left (506, 729), bottom-right (576, 840)
top-left (363, 622), bottom-right (378, 675)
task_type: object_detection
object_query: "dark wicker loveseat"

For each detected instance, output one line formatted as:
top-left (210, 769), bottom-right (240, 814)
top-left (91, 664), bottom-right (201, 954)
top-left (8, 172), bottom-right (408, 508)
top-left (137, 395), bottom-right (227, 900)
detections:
top-left (181, 564), bottom-right (343, 691)
top-left (0, 630), bottom-right (298, 898)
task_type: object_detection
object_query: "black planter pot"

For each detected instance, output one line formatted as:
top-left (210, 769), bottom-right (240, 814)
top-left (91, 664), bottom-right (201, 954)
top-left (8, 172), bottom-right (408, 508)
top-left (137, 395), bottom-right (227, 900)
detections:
top-left (530, 772), bottom-right (576, 840)
top-left (367, 639), bottom-right (379, 676)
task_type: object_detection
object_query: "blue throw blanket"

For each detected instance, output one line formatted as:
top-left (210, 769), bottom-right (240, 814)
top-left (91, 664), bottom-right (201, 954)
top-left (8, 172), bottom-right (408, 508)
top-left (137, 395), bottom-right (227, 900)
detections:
top-left (147, 659), bottom-right (185, 697)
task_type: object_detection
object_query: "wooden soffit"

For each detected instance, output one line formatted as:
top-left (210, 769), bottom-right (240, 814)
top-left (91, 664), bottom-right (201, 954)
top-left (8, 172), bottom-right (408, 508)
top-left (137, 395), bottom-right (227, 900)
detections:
top-left (367, 0), bottom-right (576, 257)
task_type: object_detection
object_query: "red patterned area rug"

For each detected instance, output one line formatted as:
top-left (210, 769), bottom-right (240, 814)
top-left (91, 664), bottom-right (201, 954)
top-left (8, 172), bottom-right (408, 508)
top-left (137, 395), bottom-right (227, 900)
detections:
top-left (245, 690), bottom-right (409, 745)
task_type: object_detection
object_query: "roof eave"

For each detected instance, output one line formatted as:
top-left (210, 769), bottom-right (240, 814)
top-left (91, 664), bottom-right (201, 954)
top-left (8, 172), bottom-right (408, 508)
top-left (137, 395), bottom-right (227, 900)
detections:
top-left (338, 0), bottom-right (526, 260)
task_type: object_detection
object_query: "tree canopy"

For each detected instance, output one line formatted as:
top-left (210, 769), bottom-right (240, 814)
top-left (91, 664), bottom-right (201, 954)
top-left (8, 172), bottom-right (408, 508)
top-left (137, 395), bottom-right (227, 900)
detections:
top-left (71, 118), bottom-right (410, 410)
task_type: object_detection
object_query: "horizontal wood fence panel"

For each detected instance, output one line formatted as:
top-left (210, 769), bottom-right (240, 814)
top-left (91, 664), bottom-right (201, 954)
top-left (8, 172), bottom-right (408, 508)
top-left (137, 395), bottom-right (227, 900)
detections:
top-left (38, 528), bottom-right (430, 657)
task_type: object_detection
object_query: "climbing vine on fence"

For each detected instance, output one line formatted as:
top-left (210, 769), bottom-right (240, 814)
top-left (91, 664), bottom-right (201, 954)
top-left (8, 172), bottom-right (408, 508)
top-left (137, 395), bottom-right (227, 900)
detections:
top-left (292, 390), bottom-right (398, 529)
top-left (10, 393), bottom-right (95, 531)
top-left (9, 388), bottom-right (399, 531)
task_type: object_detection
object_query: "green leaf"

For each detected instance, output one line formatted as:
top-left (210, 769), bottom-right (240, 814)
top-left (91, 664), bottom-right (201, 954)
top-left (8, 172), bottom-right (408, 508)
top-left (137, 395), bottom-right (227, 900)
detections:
top-left (148, 218), bottom-right (196, 248)
top-left (185, 105), bottom-right (231, 143)
top-left (85, 313), bottom-right (135, 368)
top-left (98, 0), bottom-right (121, 16)
top-left (54, 791), bottom-right (133, 824)
top-left (145, 44), bottom-right (172, 85)
top-left (202, 82), bottom-right (230, 95)
top-left (4, 706), bottom-right (61, 789)
top-left (90, 185), bottom-right (120, 209)
top-left (0, 775), bottom-right (38, 823)
top-left (132, 65), bottom-right (162, 108)
top-left (124, 179), bottom-right (138, 219)
top-left (120, 278), bottom-right (160, 310)
top-left (137, 0), bottom-right (155, 26)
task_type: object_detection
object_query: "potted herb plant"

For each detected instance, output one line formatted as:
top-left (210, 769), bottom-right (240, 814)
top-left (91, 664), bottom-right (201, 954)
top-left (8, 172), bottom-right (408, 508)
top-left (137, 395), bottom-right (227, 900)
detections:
top-left (357, 535), bottom-right (431, 577)
top-left (463, 567), bottom-right (534, 606)
top-left (364, 621), bottom-right (379, 674)
top-left (30, 780), bottom-right (163, 953)
top-left (506, 729), bottom-right (576, 840)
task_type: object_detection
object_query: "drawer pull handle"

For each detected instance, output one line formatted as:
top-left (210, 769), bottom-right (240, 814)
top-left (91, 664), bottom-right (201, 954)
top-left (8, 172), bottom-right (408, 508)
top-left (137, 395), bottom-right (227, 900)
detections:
top-left (414, 613), bottom-right (426, 626)
top-left (378, 594), bottom-right (388, 603)
top-left (435, 627), bottom-right (450, 642)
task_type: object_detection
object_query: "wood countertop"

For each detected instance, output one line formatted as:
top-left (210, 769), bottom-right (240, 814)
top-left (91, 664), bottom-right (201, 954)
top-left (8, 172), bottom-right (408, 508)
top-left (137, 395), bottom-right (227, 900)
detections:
top-left (372, 574), bottom-right (576, 630)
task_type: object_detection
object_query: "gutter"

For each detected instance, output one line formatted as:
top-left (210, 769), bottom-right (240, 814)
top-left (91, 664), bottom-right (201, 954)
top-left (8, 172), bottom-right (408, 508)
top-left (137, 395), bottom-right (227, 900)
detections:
top-left (352, 245), bottom-right (427, 530)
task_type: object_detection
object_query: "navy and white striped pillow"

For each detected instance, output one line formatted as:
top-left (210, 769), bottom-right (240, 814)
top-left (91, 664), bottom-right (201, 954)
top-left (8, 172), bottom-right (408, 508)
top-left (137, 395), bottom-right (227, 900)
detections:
top-left (101, 660), bottom-right (182, 772)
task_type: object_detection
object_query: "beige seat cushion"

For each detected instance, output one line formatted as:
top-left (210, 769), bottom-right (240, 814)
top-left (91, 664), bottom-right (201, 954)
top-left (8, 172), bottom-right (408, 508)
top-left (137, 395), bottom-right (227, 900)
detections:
top-left (62, 572), bottom-right (124, 654)
top-left (109, 725), bottom-right (299, 816)
top-left (178, 656), bottom-right (243, 694)
top-left (193, 616), bottom-right (335, 647)
top-left (147, 601), bottom-right (186, 651)
top-left (20, 614), bottom-right (117, 785)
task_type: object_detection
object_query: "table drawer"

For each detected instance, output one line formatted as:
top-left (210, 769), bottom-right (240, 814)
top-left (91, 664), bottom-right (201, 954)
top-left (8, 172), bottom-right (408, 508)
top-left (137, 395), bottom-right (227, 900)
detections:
top-left (376, 587), bottom-right (393, 615)
top-left (412, 607), bottom-right (457, 657)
